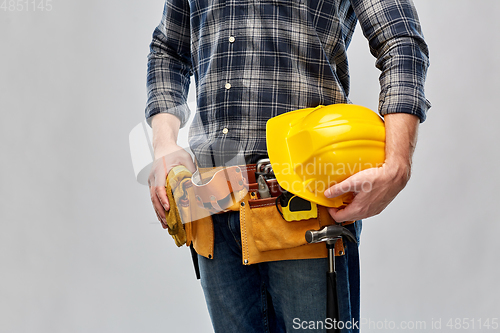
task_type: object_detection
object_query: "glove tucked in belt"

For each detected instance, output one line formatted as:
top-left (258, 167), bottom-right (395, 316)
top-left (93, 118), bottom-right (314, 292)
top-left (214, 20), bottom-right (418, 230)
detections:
top-left (165, 166), bottom-right (193, 247)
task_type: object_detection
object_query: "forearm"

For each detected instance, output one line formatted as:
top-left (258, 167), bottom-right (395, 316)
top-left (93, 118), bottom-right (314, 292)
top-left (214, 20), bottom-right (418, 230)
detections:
top-left (383, 113), bottom-right (420, 184)
top-left (151, 113), bottom-right (181, 159)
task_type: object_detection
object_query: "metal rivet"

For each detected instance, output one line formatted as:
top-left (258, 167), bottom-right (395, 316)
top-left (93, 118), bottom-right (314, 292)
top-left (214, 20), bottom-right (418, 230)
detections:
top-left (229, 36), bottom-right (235, 43)
top-left (208, 254), bottom-right (212, 259)
top-left (339, 251), bottom-right (344, 255)
top-left (225, 82), bottom-right (231, 90)
top-left (241, 202), bottom-right (245, 207)
top-left (251, 192), bottom-right (256, 196)
top-left (222, 127), bottom-right (228, 134)
top-left (244, 259), bottom-right (248, 264)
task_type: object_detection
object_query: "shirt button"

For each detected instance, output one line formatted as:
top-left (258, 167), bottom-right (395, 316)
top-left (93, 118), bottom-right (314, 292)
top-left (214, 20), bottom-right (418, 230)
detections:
top-left (229, 36), bottom-right (235, 43)
top-left (222, 127), bottom-right (229, 134)
top-left (225, 83), bottom-right (231, 90)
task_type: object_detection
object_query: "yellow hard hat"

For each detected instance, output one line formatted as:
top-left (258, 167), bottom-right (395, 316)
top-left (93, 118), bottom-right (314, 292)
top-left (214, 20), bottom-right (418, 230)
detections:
top-left (266, 104), bottom-right (385, 207)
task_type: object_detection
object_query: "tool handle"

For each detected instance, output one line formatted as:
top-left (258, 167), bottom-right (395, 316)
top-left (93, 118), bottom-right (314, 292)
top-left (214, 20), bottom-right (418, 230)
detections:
top-left (327, 271), bottom-right (340, 333)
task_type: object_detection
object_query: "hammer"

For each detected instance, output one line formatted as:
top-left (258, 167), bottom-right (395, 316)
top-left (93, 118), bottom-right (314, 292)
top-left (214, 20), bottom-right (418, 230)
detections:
top-left (305, 225), bottom-right (357, 333)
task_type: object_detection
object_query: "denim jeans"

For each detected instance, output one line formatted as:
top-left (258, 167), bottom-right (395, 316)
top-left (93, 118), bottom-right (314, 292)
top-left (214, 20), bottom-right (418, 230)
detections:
top-left (198, 211), bottom-right (362, 333)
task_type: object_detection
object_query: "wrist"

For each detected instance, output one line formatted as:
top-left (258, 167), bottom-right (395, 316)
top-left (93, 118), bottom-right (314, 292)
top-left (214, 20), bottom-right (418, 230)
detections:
top-left (383, 158), bottom-right (412, 186)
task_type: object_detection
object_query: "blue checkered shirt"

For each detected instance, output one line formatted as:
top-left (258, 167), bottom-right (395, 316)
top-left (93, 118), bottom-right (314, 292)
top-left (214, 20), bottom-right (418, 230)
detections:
top-left (146, 0), bottom-right (430, 166)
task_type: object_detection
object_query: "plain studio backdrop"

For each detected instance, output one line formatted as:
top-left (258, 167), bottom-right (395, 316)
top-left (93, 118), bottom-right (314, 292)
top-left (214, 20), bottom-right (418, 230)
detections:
top-left (1, 0), bottom-right (499, 332)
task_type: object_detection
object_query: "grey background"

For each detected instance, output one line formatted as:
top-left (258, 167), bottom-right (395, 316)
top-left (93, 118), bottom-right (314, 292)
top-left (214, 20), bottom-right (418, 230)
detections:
top-left (1, 0), bottom-right (499, 332)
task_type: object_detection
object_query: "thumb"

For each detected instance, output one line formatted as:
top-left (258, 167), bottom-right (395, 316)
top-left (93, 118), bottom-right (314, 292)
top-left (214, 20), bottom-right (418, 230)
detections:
top-left (183, 158), bottom-right (197, 174)
top-left (324, 178), bottom-right (354, 199)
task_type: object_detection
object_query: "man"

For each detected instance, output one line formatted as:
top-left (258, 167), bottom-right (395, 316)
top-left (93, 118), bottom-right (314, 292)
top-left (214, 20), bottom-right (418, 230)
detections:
top-left (146, 0), bottom-right (430, 332)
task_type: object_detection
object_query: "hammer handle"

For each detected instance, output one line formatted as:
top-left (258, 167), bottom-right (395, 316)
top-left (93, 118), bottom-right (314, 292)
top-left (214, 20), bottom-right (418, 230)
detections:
top-left (327, 271), bottom-right (340, 333)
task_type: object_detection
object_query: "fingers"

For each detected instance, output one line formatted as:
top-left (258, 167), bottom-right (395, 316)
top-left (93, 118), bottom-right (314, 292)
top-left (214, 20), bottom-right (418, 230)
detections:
top-left (324, 176), bottom-right (362, 222)
top-left (324, 180), bottom-right (351, 199)
top-left (155, 184), bottom-right (170, 212)
top-left (326, 172), bottom-right (375, 222)
top-left (155, 210), bottom-right (168, 229)
top-left (150, 185), bottom-right (168, 228)
top-left (328, 205), bottom-right (360, 223)
top-left (327, 178), bottom-right (391, 222)
top-left (148, 144), bottom-right (195, 230)
top-left (328, 192), bottom-right (373, 222)
top-left (324, 168), bottom-right (377, 199)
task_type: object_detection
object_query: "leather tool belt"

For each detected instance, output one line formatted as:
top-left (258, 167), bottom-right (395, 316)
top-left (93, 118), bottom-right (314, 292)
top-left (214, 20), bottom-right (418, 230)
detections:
top-left (172, 163), bottom-right (352, 265)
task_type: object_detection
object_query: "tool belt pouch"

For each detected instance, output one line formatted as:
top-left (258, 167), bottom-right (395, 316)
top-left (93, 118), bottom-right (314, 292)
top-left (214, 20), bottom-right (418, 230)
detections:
top-left (180, 182), bottom-right (214, 254)
top-left (242, 181), bottom-right (343, 254)
top-left (166, 166), bottom-right (213, 254)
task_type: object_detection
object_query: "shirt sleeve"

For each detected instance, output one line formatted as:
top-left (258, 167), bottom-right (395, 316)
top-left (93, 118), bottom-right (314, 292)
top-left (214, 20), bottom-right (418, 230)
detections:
top-left (145, 0), bottom-right (192, 127)
top-left (350, 0), bottom-right (431, 122)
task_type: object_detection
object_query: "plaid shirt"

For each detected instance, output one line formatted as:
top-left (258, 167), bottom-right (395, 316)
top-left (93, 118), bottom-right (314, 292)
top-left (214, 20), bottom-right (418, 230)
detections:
top-left (146, 0), bottom-right (430, 166)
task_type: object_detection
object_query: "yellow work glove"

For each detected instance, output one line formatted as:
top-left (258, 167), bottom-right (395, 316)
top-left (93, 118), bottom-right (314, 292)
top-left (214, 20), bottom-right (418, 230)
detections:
top-left (165, 166), bottom-right (193, 247)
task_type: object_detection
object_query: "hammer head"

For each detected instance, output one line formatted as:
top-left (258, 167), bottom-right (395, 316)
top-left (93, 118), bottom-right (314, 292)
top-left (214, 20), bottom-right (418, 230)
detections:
top-left (305, 225), bottom-right (357, 244)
